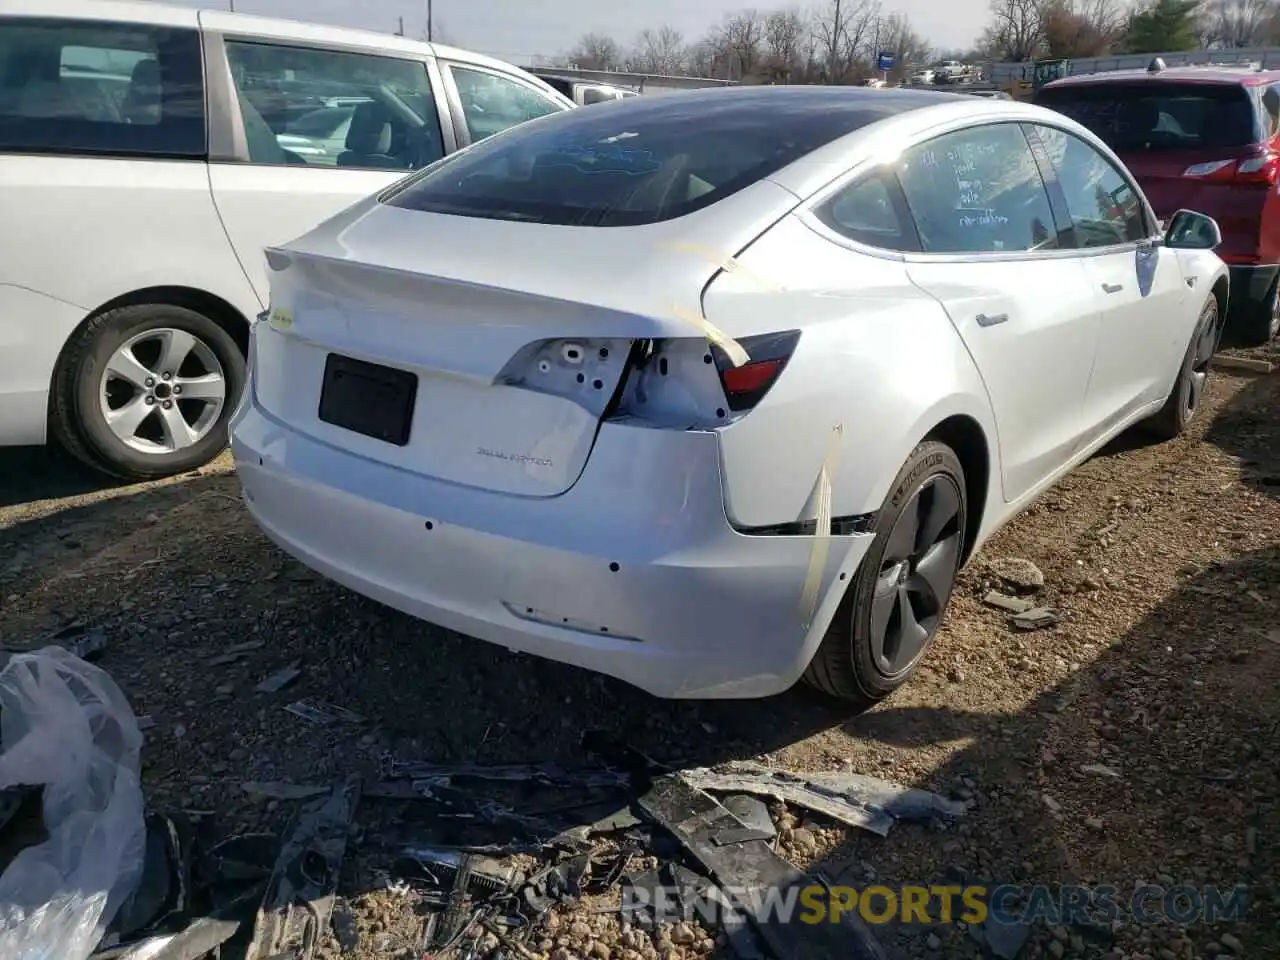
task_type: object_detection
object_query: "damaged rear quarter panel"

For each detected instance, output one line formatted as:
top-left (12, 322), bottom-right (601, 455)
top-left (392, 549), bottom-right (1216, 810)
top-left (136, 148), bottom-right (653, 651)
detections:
top-left (705, 213), bottom-right (999, 529)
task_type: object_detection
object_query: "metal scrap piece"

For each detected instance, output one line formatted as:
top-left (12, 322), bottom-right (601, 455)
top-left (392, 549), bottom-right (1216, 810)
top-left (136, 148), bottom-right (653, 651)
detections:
top-left (677, 763), bottom-right (963, 837)
top-left (242, 775), bottom-right (360, 960)
top-left (637, 775), bottom-right (888, 960)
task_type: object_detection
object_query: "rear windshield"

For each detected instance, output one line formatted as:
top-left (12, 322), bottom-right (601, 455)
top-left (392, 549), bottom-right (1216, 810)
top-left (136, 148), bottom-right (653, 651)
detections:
top-left (385, 89), bottom-right (918, 226)
top-left (1036, 82), bottom-right (1260, 151)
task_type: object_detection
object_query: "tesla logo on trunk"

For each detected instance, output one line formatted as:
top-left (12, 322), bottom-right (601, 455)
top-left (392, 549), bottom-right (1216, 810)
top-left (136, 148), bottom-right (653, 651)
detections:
top-left (477, 447), bottom-right (554, 468)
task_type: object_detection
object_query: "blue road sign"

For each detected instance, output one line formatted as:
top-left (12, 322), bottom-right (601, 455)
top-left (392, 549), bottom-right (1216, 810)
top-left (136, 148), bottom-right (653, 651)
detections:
top-left (877, 51), bottom-right (896, 71)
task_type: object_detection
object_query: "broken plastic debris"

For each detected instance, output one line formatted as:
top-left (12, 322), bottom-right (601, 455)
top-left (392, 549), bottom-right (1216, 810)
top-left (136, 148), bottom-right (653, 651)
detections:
top-left (241, 781), bottom-right (331, 801)
top-left (254, 661), bottom-right (301, 693)
top-left (638, 774), bottom-right (888, 960)
top-left (284, 698), bottom-right (363, 725)
top-left (0, 647), bottom-right (147, 960)
top-left (1010, 607), bottom-right (1058, 630)
top-left (207, 639), bottom-right (266, 666)
top-left (982, 591), bottom-right (1036, 614)
top-left (677, 762), bottom-right (964, 837)
top-left (242, 776), bottom-right (359, 960)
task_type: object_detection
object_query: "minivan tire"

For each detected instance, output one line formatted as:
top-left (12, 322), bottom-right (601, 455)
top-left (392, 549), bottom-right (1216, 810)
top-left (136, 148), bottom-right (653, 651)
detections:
top-left (51, 304), bottom-right (246, 480)
top-left (802, 441), bottom-right (967, 711)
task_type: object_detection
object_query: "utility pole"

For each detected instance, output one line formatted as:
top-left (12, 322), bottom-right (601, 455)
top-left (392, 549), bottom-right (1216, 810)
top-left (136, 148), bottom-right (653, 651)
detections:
top-left (396, 15), bottom-right (404, 35)
top-left (426, 0), bottom-right (433, 41)
top-left (228, 0), bottom-right (234, 10)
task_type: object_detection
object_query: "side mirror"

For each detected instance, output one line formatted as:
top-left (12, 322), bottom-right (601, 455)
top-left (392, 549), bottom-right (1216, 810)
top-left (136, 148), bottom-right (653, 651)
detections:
top-left (1164, 209), bottom-right (1222, 250)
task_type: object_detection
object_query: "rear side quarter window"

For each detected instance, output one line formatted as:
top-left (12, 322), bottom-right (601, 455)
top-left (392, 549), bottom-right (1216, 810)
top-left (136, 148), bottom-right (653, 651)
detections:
top-left (814, 171), bottom-right (919, 252)
top-left (0, 16), bottom-right (205, 158)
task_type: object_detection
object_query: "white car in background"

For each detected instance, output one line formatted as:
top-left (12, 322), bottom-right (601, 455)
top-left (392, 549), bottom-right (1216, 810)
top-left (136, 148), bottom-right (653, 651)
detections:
top-left (0, 0), bottom-right (572, 479)
top-left (230, 87), bottom-right (1227, 707)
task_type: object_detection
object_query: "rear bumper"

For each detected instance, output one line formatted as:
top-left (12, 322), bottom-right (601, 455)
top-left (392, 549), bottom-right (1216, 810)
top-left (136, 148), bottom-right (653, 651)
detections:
top-left (228, 382), bottom-right (875, 699)
top-left (1226, 263), bottom-right (1278, 316)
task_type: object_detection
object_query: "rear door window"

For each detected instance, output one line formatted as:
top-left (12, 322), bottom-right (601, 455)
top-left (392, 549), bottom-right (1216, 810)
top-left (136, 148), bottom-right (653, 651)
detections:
top-left (1035, 82), bottom-right (1261, 151)
top-left (224, 40), bottom-right (443, 170)
top-left (893, 122), bottom-right (1059, 255)
top-left (0, 17), bottom-right (204, 158)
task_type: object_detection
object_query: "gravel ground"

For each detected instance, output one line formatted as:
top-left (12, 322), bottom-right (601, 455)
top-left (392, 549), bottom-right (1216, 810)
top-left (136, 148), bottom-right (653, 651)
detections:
top-left (1, 351), bottom-right (1276, 960)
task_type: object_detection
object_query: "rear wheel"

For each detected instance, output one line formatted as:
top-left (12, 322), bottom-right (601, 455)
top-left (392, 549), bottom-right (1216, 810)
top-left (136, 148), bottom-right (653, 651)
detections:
top-left (802, 441), bottom-right (967, 710)
top-left (1234, 276), bottom-right (1280, 348)
top-left (50, 304), bottom-right (246, 480)
top-left (1144, 296), bottom-right (1218, 441)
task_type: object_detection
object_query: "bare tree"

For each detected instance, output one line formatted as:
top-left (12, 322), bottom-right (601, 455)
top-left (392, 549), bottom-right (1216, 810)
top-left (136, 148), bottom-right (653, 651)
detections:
top-left (983, 0), bottom-right (1047, 61)
top-left (630, 25), bottom-right (687, 74)
top-left (811, 0), bottom-right (880, 83)
top-left (872, 12), bottom-right (931, 75)
top-left (1200, 0), bottom-right (1273, 47)
top-left (712, 9), bottom-right (768, 78)
top-left (1041, 0), bottom-right (1122, 57)
top-left (764, 7), bottom-right (809, 79)
top-left (569, 32), bottom-right (622, 70)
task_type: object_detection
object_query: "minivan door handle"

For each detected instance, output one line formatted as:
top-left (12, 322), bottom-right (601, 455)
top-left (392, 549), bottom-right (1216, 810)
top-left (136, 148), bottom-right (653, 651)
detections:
top-left (976, 313), bottom-right (1008, 327)
top-left (1102, 282), bottom-right (1124, 294)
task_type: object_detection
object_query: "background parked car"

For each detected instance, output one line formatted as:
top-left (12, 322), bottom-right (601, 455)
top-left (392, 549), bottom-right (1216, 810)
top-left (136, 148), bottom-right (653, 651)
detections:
top-left (530, 73), bottom-right (639, 105)
top-left (1036, 61), bottom-right (1280, 346)
top-left (0, 0), bottom-right (573, 480)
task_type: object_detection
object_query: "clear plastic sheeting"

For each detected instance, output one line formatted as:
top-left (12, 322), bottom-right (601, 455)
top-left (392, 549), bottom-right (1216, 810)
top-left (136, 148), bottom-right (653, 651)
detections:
top-left (0, 646), bottom-right (147, 960)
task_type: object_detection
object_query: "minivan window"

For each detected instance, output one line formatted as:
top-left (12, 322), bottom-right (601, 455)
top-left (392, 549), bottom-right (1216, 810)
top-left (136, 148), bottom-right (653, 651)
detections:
top-left (387, 88), bottom-right (928, 226)
top-left (447, 65), bottom-right (564, 142)
top-left (225, 40), bottom-right (443, 170)
top-left (0, 18), bottom-right (204, 158)
top-left (1036, 82), bottom-right (1260, 151)
top-left (895, 123), bottom-right (1059, 254)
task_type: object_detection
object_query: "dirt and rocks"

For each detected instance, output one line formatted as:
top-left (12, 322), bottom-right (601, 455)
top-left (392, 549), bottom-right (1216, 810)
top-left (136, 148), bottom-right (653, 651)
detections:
top-left (0, 354), bottom-right (1277, 960)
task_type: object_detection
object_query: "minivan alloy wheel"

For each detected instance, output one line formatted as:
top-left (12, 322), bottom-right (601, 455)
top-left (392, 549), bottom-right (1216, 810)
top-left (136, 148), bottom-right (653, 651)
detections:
top-left (99, 328), bottom-right (227, 455)
top-left (869, 474), bottom-right (964, 678)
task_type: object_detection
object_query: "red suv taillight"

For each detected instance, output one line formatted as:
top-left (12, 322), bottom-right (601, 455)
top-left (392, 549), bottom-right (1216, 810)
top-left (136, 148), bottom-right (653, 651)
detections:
top-left (712, 330), bottom-right (800, 412)
top-left (1182, 153), bottom-right (1280, 185)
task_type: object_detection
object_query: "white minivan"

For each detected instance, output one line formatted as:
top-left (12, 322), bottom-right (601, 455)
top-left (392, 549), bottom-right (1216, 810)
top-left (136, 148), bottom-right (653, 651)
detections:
top-left (0, 0), bottom-right (573, 478)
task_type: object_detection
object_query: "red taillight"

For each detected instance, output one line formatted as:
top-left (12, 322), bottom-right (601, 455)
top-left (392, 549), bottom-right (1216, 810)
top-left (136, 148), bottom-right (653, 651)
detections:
top-left (712, 330), bottom-right (800, 412)
top-left (721, 359), bottom-right (780, 394)
top-left (1182, 154), bottom-right (1280, 185)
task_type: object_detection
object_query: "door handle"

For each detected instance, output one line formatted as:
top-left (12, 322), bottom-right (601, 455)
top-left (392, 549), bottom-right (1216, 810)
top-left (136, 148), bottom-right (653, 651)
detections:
top-left (976, 313), bottom-right (1008, 327)
top-left (1102, 282), bottom-right (1124, 294)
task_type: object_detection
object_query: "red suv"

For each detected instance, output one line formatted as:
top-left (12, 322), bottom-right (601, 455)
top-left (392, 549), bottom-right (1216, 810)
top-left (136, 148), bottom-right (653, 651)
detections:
top-left (1036, 62), bottom-right (1280, 346)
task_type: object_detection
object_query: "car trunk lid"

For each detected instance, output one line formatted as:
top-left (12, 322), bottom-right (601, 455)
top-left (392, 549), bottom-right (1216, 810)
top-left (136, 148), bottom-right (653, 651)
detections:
top-left (253, 179), bottom-right (800, 498)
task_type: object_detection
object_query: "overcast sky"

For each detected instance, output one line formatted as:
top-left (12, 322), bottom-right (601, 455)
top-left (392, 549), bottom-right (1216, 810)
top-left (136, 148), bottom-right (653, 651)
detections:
top-left (167, 0), bottom-right (983, 64)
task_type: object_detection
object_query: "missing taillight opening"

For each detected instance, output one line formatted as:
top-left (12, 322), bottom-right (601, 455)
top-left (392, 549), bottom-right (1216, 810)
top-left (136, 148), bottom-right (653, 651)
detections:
top-left (712, 330), bottom-right (801, 412)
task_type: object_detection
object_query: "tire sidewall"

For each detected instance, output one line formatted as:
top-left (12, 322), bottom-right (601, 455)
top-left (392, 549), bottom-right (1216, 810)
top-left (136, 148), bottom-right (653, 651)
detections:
top-left (72, 305), bottom-right (245, 477)
top-left (845, 442), bottom-right (968, 702)
top-left (1177, 298), bottom-right (1218, 428)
